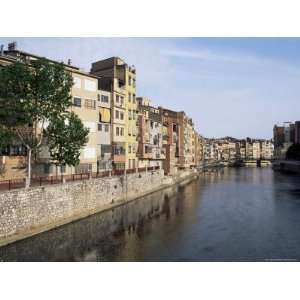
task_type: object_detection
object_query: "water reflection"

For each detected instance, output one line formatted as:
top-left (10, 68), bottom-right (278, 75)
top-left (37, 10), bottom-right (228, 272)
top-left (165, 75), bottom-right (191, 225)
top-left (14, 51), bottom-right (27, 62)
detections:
top-left (1, 167), bottom-right (300, 261)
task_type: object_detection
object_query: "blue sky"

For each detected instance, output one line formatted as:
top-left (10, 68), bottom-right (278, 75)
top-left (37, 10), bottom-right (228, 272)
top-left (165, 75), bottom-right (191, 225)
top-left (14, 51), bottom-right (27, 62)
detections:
top-left (1, 37), bottom-right (300, 139)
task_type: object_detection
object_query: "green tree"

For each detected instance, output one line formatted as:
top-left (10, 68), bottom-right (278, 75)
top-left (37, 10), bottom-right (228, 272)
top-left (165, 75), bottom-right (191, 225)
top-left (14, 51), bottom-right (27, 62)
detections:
top-left (0, 126), bottom-right (13, 153)
top-left (286, 143), bottom-right (300, 161)
top-left (0, 59), bottom-right (73, 187)
top-left (45, 112), bottom-right (89, 175)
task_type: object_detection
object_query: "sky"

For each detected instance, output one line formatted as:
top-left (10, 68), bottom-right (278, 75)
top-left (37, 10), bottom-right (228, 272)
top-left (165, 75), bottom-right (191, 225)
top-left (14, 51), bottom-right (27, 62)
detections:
top-left (1, 37), bottom-right (300, 139)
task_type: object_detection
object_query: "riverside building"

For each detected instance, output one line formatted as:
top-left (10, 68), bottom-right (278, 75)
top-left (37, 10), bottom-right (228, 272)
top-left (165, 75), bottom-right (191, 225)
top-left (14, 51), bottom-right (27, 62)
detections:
top-left (91, 57), bottom-right (138, 169)
top-left (136, 97), bottom-right (165, 169)
top-left (0, 43), bottom-right (111, 178)
top-left (0, 43), bottom-right (204, 181)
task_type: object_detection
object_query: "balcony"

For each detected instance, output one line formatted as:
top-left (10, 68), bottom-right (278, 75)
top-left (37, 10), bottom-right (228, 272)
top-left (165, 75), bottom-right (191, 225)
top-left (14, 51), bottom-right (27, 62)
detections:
top-left (113, 154), bottom-right (126, 163)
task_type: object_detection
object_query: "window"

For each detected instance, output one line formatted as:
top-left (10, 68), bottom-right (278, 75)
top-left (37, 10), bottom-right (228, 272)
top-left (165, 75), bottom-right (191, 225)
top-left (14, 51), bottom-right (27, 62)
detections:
top-left (129, 76), bottom-right (132, 86)
top-left (120, 127), bottom-right (124, 136)
top-left (115, 110), bottom-right (119, 119)
top-left (133, 78), bottom-right (136, 88)
top-left (116, 127), bottom-right (120, 136)
top-left (73, 77), bottom-right (81, 88)
top-left (120, 112), bottom-right (124, 120)
top-left (128, 92), bottom-right (131, 102)
top-left (101, 95), bottom-right (109, 103)
top-left (105, 124), bottom-right (109, 132)
top-left (85, 99), bottom-right (96, 109)
top-left (120, 96), bottom-right (124, 106)
top-left (133, 110), bottom-right (136, 120)
top-left (114, 145), bottom-right (125, 156)
top-left (73, 97), bottom-right (81, 107)
top-left (133, 94), bottom-right (136, 103)
top-left (128, 145), bottom-right (132, 153)
top-left (84, 79), bottom-right (97, 91)
top-left (98, 124), bottom-right (102, 131)
top-left (116, 95), bottom-right (120, 103)
top-left (128, 110), bottom-right (132, 120)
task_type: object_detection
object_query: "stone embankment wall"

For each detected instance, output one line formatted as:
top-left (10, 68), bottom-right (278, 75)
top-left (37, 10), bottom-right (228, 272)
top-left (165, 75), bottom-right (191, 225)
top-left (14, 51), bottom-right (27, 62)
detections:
top-left (0, 168), bottom-right (200, 247)
top-left (0, 169), bottom-right (168, 246)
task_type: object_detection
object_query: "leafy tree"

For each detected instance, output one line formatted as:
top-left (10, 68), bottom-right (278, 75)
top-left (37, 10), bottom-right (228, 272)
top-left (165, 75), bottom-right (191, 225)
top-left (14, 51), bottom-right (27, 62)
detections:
top-left (45, 112), bottom-right (89, 174)
top-left (286, 143), bottom-right (300, 161)
top-left (0, 126), bottom-right (13, 153)
top-left (0, 59), bottom-right (73, 187)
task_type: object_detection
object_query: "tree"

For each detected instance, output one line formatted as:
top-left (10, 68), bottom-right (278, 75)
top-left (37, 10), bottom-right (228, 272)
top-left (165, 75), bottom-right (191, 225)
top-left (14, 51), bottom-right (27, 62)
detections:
top-left (0, 126), bottom-right (13, 153)
top-left (0, 59), bottom-right (73, 187)
top-left (286, 143), bottom-right (300, 161)
top-left (45, 112), bottom-right (89, 175)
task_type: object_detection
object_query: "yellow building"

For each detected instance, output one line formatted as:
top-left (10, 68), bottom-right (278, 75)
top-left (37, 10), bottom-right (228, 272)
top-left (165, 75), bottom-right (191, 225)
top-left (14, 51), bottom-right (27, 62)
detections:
top-left (91, 57), bottom-right (138, 169)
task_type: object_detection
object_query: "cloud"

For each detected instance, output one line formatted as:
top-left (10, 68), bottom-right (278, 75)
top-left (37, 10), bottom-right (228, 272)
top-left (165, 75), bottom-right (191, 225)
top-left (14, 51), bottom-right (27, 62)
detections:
top-left (1, 37), bottom-right (299, 139)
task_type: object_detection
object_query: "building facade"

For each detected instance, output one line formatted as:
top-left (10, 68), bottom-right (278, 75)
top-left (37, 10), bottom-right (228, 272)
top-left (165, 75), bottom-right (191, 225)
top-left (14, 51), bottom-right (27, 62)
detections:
top-left (91, 57), bottom-right (138, 169)
top-left (136, 97), bottom-right (165, 168)
top-left (1, 42), bottom-right (205, 181)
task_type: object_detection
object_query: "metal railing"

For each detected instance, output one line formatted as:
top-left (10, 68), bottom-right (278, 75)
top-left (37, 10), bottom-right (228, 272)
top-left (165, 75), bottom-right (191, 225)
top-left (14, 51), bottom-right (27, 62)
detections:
top-left (0, 166), bottom-right (161, 192)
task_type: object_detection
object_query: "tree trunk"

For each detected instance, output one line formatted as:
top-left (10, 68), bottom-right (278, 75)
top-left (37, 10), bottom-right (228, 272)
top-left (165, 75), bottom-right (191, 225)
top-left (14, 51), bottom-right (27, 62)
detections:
top-left (26, 148), bottom-right (32, 188)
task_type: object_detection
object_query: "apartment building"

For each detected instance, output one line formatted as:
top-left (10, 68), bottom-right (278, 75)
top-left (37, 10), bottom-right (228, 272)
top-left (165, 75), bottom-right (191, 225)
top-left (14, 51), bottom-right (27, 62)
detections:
top-left (260, 140), bottom-right (273, 159)
top-left (96, 89), bottom-right (112, 170)
top-left (177, 112), bottom-right (195, 169)
top-left (0, 43), bottom-right (112, 178)
top-left (237, 140), bottom-right (246, 160)
top-left (273, 122), bottom-right (294, 159)
top-left (136, 97), bottom-right (165, 168)
top-left (91, 57), bottom-right (138, 169)
top-left (194, 133), bottom-right (204, 167)
top-left (295, 121), bottom-right (300, 144)
top-left (1, 43), bottom-right (205, 180)
top-left (159, 107), bottom-right (181, 175)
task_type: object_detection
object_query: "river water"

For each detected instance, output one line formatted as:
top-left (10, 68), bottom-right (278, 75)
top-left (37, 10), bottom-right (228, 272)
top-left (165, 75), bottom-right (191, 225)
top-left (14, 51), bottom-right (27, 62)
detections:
top-left (1, 167), bottom-right (300, 262)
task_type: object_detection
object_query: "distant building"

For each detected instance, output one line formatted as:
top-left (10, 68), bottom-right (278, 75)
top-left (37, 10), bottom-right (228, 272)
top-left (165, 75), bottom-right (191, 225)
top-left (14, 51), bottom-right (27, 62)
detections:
top-left (273, 122), bottom-right (295, 159)
top-left (295, 121), bottom-right (300, 144)
top-left (203, 137), bottom-right (273, 162)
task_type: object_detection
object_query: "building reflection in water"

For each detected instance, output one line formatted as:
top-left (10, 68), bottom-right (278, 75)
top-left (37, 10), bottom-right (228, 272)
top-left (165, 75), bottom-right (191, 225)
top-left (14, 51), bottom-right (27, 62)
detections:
top-left (0, 182), bottom-right (204, 262)
top-left (3, 167), bottom-right (300, 262)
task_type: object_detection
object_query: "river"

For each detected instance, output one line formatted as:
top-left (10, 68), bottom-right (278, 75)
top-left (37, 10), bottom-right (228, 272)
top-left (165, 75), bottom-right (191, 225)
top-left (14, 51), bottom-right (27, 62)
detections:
top-left (1, 167), bottom-right (300, 261)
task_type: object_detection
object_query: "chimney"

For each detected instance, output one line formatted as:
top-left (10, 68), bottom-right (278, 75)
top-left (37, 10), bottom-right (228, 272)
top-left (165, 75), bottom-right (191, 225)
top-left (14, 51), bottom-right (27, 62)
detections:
top-left (8, 41), bottom-right (17, 51)
top-left (0, 45), bottom-right (4, 56)
top-left (67, 59), bottom-right (72, 65)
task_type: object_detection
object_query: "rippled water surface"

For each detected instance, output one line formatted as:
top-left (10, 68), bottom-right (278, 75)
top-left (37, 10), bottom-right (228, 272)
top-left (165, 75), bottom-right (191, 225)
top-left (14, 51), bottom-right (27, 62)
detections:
top-left (1, 167), bottom-right (300, 261)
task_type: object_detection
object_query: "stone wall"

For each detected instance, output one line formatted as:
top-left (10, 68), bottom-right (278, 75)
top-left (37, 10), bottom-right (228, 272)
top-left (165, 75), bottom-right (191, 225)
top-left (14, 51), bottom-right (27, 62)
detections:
top-left (0, 169), bottom-right (165, 246)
